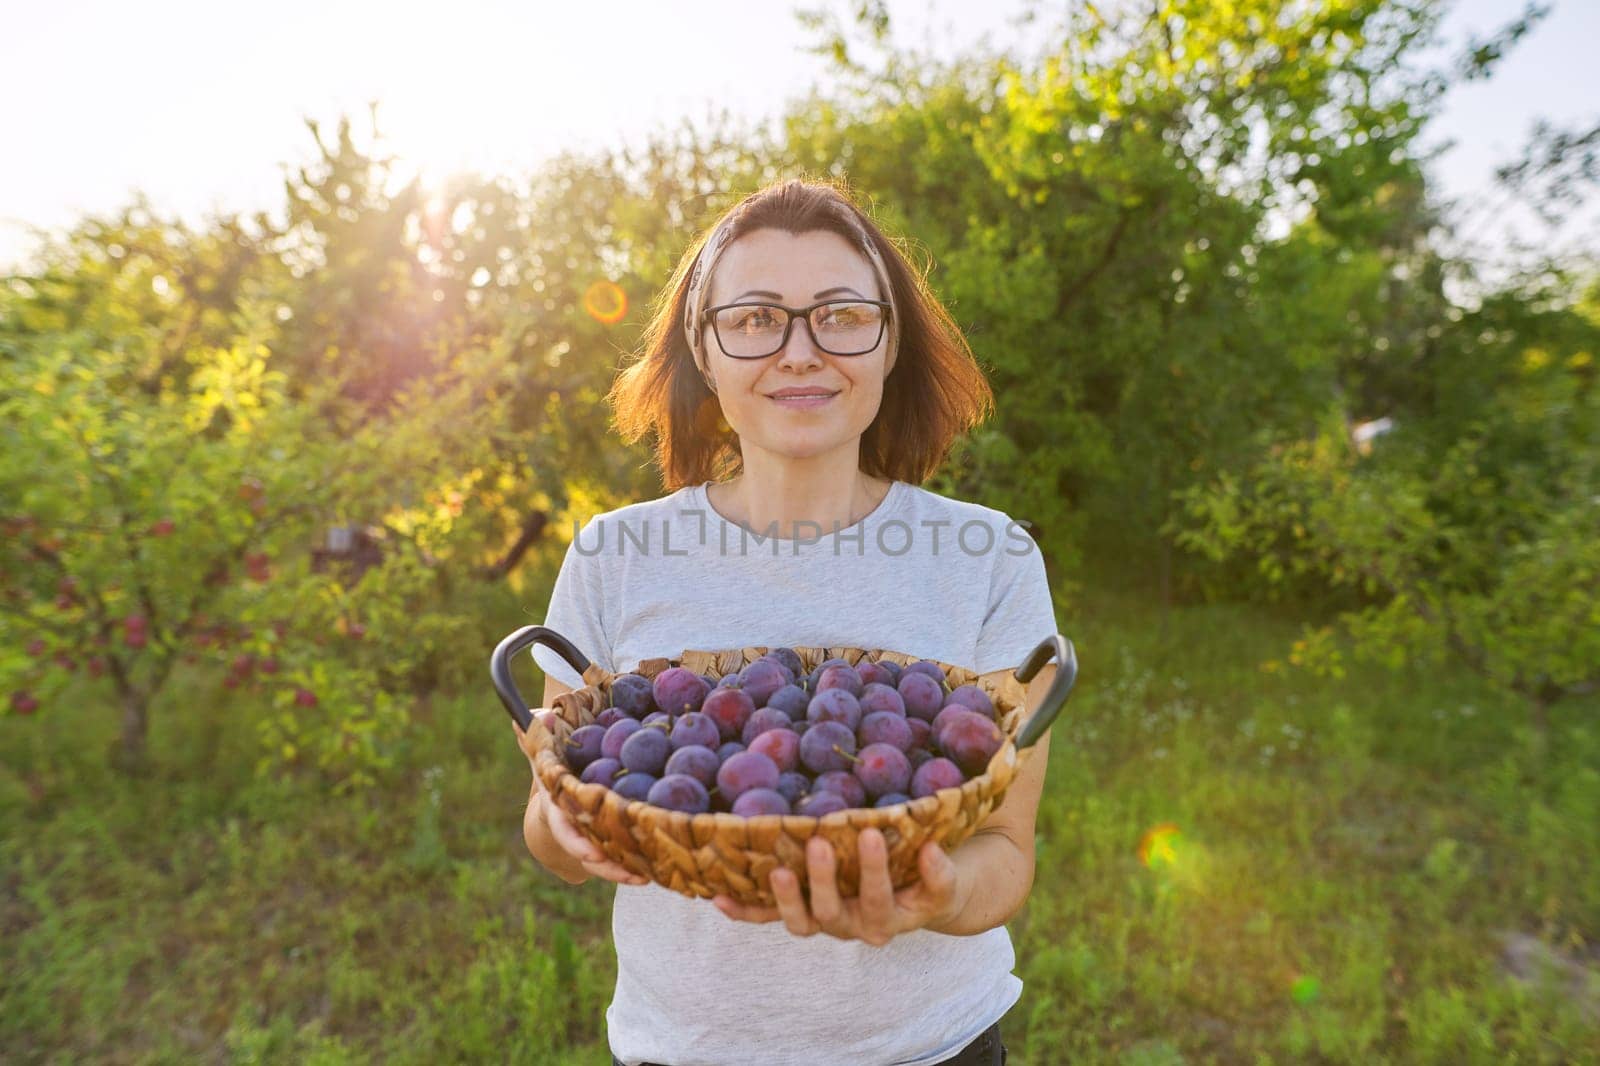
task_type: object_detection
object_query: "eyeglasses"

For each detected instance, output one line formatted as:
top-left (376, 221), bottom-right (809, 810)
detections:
top-left (700, 299), bottom-right (891, 359)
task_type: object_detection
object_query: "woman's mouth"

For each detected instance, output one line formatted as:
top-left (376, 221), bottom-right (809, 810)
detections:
top-left (767, 389), bottom-right (839, 410)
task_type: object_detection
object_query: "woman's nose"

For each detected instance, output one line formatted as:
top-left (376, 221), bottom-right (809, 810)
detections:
top-left (775, 315), bottom-right (825, 369)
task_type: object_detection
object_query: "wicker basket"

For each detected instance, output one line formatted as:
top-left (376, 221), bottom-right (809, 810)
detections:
top-left (491, 626), bottom-right (1077, 907)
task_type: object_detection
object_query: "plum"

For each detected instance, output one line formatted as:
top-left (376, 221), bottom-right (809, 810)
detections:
top-left (747, 727), bottom-right (800, 773)
top-left (652, 667), bottom-right (711, 716)
top-left (852, 743), bottom-right (912, 799)
top-left (669, 711), bottom-right (720, 751)
top-left (663, 744), bottom-right (719, 788)
top-left (859, 682), bottom-right (907, 718)
top-left (563, 724), bottom-right (605, 771)
top-left (930, 705), bottom-right (972, 741)
top-left (813, 769), bottom-right (867, 808)
top-left (702, 687), bottom-right (757, 741)
top-left (731, 788), bottom-right (791, 817)
top-left (716, 751), bottom-right (780, 804)
top-left (619, 726), bottom-right (672, 776)
top-left (799, 720), bottom-right (856, 774)
top-left (648, 773), bottom-right (710, 813)
top-left (942, 683), bottom-right (995, 721)
top-left (716, 741), bottom-right (745, 763)
top-left (856, 661), bottom-right (895, 688)
top-left (907, 717), bottom-right (933, 750)
top-left (907, 747), bottom-right (934, 771)
top-left (795, 791), bottom-right (848, 817)
top-left (806, 688), bottom-right (862, 731)
top-left (937, 710), bottom-right (1004, 776)
top-left (815, 664), bottom-right (864, 698)
top-left (910, 757), bottom-right (963, 798)
top-left (738, 659), bottom-right (790, 707)
top-left (608, 673), bottom-right (655, 718)
top-left (741, 706), bottom-right (792, 745)
top-left (765, 683), bottom-right (810, 720)
top-left (581, 756), bottom-right (623, 787)
top-left (874, 792), bottom-right (911, 808)
top-left (775, 772), bottom-right (810, 806)
top-left (806, 657), bottom-right (853, 692)
top-left (716, 674), bottom-right (743, 689)
top-left (897, 672), bottom-right (945, 722)
top-left (642, 711), bottom-right (671, 728)
top-left (612, 771), bottom-right (656, 801)
top-left (601, 718), bottom-right (643, 760)
top-left (761, 647), bottom-right (804, 679)
top-left (858, 710), bottom-right (914, 752)
top-left (903, 660), bottom-right (948, 686)
top-left (595, 707), bottom-right (628, 729)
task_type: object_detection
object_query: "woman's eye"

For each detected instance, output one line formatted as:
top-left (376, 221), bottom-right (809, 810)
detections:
top-left (734, 309), bottom-right (779, 331)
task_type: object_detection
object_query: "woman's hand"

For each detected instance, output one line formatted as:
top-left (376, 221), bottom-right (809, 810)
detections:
top-left (711, 829), bottom-right (969, 946)
top-left (513, 718), bottom-right (648, 887)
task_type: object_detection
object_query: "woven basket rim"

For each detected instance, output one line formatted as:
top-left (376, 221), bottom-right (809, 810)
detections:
top-left (532, 642), bottom-right (1031, 823)
top-left (527, 642), bottom-right (1035, 904)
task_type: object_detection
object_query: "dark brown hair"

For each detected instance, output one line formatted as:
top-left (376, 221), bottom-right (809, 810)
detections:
top-left (608, 177), bottom-right (994, 491)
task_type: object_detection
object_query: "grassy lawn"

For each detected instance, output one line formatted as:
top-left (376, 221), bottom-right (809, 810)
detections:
top-left (3, 578), bottom-right (1597, 1063)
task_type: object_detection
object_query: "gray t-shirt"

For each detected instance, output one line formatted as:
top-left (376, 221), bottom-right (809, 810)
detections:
top-left (531, 479), bottom-right (1057, 1066)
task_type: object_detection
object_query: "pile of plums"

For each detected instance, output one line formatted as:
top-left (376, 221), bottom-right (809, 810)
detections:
top-left (543, 649), bottom-right (1005, 816)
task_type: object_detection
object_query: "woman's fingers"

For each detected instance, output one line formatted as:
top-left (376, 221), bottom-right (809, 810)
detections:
top-left (771, 866), bottom-right (817, 937)
top-left (583, 856), bottom-right (648, 886)
top-left (544, 800), bottom-right (599, 859)
top-left (805, 837), bottom-right (844, 926)
top-left (544, 795), bottom-right (647, 885)
top-left (855, 830), bottom-right (896, 943)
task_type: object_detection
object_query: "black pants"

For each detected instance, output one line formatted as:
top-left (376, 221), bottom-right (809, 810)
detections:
top-left (610, 1017), bottom-right (1007, 1066)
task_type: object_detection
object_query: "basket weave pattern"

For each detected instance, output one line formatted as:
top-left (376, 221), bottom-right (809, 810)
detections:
top-left (530, 644), bottom-right (1034, 907)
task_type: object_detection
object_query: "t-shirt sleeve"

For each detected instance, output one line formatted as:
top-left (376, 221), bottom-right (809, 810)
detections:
top-left (530, 519), bottom-right (614, 692)
top-left (971, 519), bottom-right (1057, 676)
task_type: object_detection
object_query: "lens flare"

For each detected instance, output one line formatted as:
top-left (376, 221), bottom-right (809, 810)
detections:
top-left (1137, 822), bottom-right (1182, 869)
top-left (582, 280), bottom-right (627, 325)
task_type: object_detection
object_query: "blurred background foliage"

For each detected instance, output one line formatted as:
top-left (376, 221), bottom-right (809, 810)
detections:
top-left (3, 0), bottom-right (1597, 1061)
top-left (5, 0), bottom-right (1592, 778)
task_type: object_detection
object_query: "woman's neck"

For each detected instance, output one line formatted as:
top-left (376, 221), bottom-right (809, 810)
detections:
top-left (708, 458), bottom-right (892, 541)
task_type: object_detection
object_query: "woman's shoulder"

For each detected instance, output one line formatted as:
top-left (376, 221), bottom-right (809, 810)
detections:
top-left (897, 482), bottom-right (1028, 532)
top-left (576, 485), bottom-right (698, 530)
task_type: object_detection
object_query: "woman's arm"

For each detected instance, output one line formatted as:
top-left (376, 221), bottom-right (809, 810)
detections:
top-left (925, 662), bottom-right (1056, 935)
top-left (517, 675), bottom-right (646, 887)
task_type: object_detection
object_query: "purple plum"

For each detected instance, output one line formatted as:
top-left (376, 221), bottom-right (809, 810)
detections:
top-left (807, 688), bottom-right (862, 731)
top-left (765, 684), bottom-right (810, 720)
top-left (663, 744), bottom-right (719, 788)
top-left (910, 757), bottom-right (963, 798)
top-left (716, 751), bottom-right (780, 804)
top-left (648, 773), bottom-right (710, 813)
top-left (898, 672), bottom-right (945, 722)
top-left (652, 667), bottom-right (711, 716)
top-left (799, 720), bottom-right (856, 775)
top-left (731, 788), bottom-right (791, 817)
top-left (608, 673), bottom-right (656, 718)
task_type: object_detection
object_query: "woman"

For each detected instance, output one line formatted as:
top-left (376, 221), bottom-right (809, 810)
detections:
top-left (513, 178), bottom-right (1058, 1066)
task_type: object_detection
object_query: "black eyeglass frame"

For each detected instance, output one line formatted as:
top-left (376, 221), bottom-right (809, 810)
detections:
top-left (699, 299), bottom-right (893, 359)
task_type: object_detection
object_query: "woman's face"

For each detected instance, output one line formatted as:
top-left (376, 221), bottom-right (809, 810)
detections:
top-left (702, 227), bottom-right (892, 465)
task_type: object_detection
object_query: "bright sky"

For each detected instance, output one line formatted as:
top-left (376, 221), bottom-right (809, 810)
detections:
top-left (4, 0), bottom-right (1596, 273)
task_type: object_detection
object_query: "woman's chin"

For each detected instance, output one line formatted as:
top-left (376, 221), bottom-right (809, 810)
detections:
top-left (744, 433), bottom-right (854, 462)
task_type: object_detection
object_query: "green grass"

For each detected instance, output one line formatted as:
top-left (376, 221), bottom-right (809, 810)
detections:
top-left (3, 582), bottom-right (1597, 1064)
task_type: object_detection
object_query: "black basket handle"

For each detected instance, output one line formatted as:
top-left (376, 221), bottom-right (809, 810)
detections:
top-left (490, 625), bottom-right (593, 731)
top-left (1011, 634), bottom-right (1078, 749)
